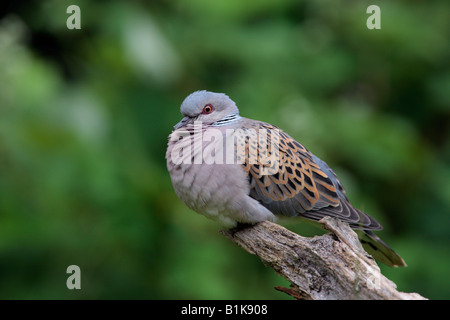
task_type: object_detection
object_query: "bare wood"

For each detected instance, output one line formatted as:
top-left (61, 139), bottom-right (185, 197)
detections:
top-left (221, 217), bottom-right (426, 300)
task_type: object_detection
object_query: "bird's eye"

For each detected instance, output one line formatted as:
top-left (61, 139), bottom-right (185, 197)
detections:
top-left (202, 104), bottom-right (214, 114)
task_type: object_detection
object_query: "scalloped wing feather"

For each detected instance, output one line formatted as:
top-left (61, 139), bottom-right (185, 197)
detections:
top-left (238, 120), bottom-right (382, 230)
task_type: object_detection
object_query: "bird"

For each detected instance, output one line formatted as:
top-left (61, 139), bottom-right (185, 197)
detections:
top-left (166, 90), bottom-right (406, 267)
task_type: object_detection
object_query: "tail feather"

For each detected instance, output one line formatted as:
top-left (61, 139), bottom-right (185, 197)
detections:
top-left (357, 230), bottom-right (407, 267)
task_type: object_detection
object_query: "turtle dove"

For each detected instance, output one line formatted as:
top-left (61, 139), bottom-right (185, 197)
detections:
top-left (166, 90), bottom-right (406, 267)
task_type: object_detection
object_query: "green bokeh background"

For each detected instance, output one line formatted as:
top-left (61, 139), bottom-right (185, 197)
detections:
top-left (0, 0), bottom-right (449, 299)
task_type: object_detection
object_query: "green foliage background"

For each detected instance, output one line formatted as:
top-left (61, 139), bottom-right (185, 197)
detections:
top-left (0, 0), bottom-right (449, 299)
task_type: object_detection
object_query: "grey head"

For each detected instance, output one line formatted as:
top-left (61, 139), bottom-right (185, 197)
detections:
top-left (174, 90), bottom-right (240, 130)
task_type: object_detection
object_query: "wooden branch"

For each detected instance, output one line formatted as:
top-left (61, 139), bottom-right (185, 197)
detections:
top-left (221, 217), bottom-right (426, 300)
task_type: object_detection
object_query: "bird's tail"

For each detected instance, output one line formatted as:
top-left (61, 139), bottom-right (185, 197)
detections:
top-left (356, 230), bottom-right (407, 267)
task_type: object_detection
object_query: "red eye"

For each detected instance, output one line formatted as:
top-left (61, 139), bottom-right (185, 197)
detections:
top-left (202, 104), bottom-right (214, 114)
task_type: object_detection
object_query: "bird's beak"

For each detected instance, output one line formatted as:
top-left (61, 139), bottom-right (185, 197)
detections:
top-left (173, 116), bottom-right (192, 130)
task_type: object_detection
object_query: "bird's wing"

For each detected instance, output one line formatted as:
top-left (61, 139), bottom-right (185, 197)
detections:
top-left (237, 120), bottom-right (382, 230)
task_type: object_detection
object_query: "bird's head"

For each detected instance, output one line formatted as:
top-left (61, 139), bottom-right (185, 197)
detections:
top-left (174, 90), bottom-right (239, 130)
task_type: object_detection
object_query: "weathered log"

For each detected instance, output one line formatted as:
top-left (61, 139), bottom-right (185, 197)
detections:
top-left (221, 217), bottom-right (426, 300)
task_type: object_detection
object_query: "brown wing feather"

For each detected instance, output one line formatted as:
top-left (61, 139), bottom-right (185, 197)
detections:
top-left (238, 120), bottom-right (381, 230)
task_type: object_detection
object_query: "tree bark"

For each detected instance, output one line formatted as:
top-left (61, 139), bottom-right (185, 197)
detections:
top-left (221, 217), bottom-right (426, 300)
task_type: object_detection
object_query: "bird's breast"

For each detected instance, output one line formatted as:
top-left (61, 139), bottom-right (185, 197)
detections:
top-left (166, 128), bottom-right (250, 216)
